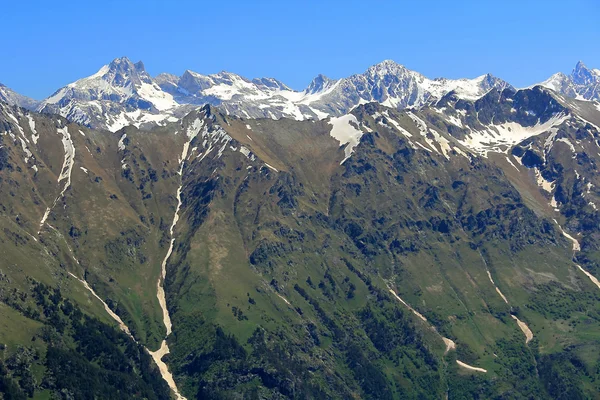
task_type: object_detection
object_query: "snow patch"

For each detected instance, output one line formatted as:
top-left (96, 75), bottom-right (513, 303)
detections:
top-left (118, 133), bottom-right (127, 151)
top-left (460, 114), bottom-right (568, 156)
top-left (576, 265), bottom-right (600, 290)
top-left (328, 114), bottom-right (364, 164)
top-left (27, 115), bottom-right (38, 144)
top-left (456, 360), bottom-right (487, 373)
top-left (57, 126), bottom-right (75, 198)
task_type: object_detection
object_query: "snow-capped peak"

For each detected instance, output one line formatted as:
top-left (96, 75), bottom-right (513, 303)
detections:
top-left (35, 57), bottom-right (513, 131)
top-left (366, 59), bottom-right (413, 77)
top-left (37, 57), bottom-right (179, 131)
top-left (572, 61), bottom-right (600, 85)
top-left (538, 61), bottom-right (600, 102)
top-left (305, 74), bottom-right (337, 95)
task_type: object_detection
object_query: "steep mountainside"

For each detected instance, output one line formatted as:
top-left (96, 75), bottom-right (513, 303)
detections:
top-left (3, 83), bottom-right (600, 398)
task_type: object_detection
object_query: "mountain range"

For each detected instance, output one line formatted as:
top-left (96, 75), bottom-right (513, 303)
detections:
top-left (1, 58), bottom-right (600, 399)
top-left (2, 58), bottom-right (598, 133)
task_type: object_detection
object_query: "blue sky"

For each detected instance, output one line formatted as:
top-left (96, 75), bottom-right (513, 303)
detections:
top-left (2, 0), bottom-right (599, 99)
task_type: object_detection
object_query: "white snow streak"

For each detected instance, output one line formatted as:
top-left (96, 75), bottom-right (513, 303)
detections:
top-left (150, 119), bottom-right (204, 400)
top-left (57, 126), bottom-right (75, 198)
top-left (68, 272), bottom-right (132, 337)
top-left (554, 219), bottom-right (580, 252)
top-left (511, 315), bottom-right (534, 343)
top-left (27, 115), bottom-right (38, 144)
top-left (456, 360), bottom-right (488, 373)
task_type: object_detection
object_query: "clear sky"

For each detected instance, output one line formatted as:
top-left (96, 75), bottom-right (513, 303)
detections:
top-left (2, 0), bottom-right (599, 99)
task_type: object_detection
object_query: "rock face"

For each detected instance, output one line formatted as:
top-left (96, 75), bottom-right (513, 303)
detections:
top-left (0, 82), bottom-right (40, 110)
top-left (3, 80), bottom-right (600, 398)
top-left (540, 61), bottom-right (600, 101)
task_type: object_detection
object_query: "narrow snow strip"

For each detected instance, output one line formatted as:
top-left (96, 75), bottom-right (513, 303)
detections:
top-left (495, 287), bottom-right (509, 305)
top-left (511, 315), bottom-right (533, 343)
top-left (27, 115), bottom-right (38, 144)
top-left (149, 119), bottom-right (205, 400)
top-left (486, 270), bottom-right (509, 304)
top-left (68, 271), bottom-right (184, 399)
top-left (456, 360), bottom-right (487, 373)
top-left (150, 341), bottom-right (185, 400)
top-left (553, 219), bottom-right (581, 251)
top-left (118, 133), bottom-right (127, 151)
top-left (38, 207), bottom-right (51, 233)
top-left (407, 113), bottom-right (443, 156)
top-left (264, 163), bottom-right (278, 172)
top-left (505, 156), bottom-right (520, 171)
top-left (388, 289), bottom-right (427, 322)
top-left (68, 272), bottom-right (132, 338)
top-left (17, 136), bottom-right (32, 162)
top-left (552, 220), bottom-right (600, 292)
top-left (388, 285), bottom-right (486, 372)
top-left (481, 253), bottom-right (533, 343)
top-left (275, 293), bottom-right (292, 307)
top-left (555, 137), bottom-right (576, 155)
top-left (576, 265), bottom-right (600, 290)
top-left (57, 126), bottom-right (75, 197)
top-left (157, 239), bottom-right (175, 336)
top-left (384, 111), bottom-right (412, 137)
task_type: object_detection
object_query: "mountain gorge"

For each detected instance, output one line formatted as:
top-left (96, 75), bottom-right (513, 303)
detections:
top-left (1, 60), bottom-right (600, 399)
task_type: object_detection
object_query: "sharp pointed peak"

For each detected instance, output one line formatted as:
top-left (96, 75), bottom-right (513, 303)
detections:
top-left (365, 59), bottom-right (415, 78)
top-left (572, 60), bottom-right (593, 76)
top-left (106, 57), bottom-right (147, 73)
top-left (109, 56), bottom-right (134, 66)
top-left (310, 73), bottom-right (333, 83)
top-left (306, 73), bottom-right (336, 94)
top-left (181, 69), bottom-right (203, 79)
top-left (368, 59), bottom-right (406, 71)
top-left (374, 59), bottom-right (403, 67)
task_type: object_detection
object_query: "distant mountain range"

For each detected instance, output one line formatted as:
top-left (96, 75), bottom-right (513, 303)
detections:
top-left (1, 58), bottom-right (598, 132)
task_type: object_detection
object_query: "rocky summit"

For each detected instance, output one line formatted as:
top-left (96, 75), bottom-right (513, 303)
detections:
top-left (1, 59), bottom-right (600, 399)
